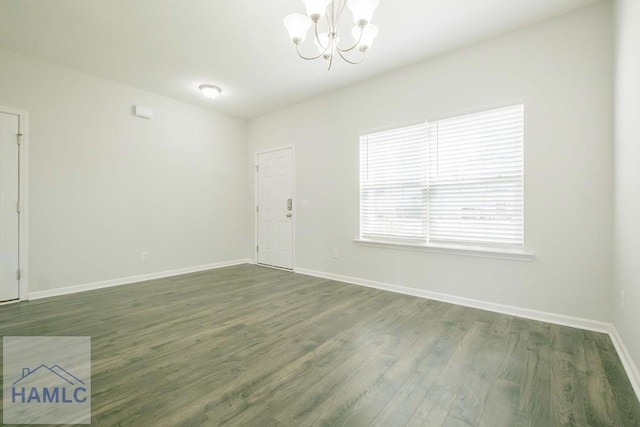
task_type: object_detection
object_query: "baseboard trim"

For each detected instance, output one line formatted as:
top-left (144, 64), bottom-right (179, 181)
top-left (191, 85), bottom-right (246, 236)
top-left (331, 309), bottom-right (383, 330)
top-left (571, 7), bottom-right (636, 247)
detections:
top-left (295, 267), bottom-right (610, 332)
top-left (607, 325), bottom-right (640, 400)
top-left (294, 266), bottom-right (640, 401)
top-left (29, 259), bottom-right (254, 300)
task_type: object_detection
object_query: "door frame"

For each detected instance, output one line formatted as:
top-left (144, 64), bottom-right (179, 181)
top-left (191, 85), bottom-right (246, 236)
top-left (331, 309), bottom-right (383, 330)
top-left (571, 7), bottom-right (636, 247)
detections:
top-left (254, 145), bottom-right (296, 270)
top-left (0, 106), bottom-right (29, 302)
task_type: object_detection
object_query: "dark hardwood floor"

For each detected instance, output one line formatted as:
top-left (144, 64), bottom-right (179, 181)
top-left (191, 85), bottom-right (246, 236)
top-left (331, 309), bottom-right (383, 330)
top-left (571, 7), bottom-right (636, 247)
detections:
top-left (1, 264), bottom-right (639, 426)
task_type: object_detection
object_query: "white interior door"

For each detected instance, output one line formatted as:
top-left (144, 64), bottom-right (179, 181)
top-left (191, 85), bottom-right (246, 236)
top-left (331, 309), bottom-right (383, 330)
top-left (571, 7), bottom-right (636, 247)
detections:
top-left (0, 111), bottom-right (20, 301)
top-left (257, 148), bottom-right (293, 270)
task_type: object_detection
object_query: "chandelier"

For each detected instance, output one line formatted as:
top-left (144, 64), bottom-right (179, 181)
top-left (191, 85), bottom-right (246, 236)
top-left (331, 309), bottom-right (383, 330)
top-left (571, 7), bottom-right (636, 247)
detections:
top-left (283, 0), bottom-right (380, 71)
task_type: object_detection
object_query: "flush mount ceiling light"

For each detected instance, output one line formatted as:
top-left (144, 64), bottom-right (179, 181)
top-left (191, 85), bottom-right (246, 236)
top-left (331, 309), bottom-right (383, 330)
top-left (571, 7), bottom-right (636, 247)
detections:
top-left (199, 84), bottom-right (222, 99)
top-left (283, 0), bottom-right (379, 71)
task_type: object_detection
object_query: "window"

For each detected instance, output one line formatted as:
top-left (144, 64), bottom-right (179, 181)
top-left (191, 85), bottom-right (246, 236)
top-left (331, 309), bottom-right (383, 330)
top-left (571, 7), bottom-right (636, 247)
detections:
top-left (359, 105), bottom-right (524, 250)
top-left (360, 123), bottom-right (429, 242)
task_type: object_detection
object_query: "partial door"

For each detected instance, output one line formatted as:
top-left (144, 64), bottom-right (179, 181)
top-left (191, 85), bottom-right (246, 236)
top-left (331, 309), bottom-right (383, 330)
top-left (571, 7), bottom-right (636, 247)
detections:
top-left (257, 148), bottom-right (293, 270)
top-left (0, 111), bottom-right (20, 301)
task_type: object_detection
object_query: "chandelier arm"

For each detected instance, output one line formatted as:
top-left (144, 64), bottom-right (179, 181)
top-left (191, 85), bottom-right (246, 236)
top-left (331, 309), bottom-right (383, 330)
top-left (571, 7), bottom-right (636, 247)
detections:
top-left (330, 0), bottom-right (336, 25)
top-left (324, 11), bottom-right (332, 29)
top-left (335, 0), bottom-right (348, 22)
top-left (336, 48), bottom-right (365, 65)
top-left (327, 41), bottom-right (335, 70)
top-left (337, 24), bottom-right (364, 53)
top-left (315, 18), bottom-right (329, 51)
top-left (296, 42), bottom-right (330, 61)
top-left (294, 20), bottom-right (330, 61)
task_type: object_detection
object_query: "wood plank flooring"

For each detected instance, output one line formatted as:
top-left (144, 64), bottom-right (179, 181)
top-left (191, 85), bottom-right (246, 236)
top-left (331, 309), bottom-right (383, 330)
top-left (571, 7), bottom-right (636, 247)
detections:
top-left (1, 264), bottom-right (639, 426)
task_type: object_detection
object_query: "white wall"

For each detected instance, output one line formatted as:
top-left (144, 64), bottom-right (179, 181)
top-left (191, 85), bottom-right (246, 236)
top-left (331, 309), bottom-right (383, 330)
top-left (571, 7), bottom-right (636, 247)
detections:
top-left (613, 0), bottom-right (640, 369)
top-left (248, 2), bottom-right (614, 321)
top-left (0, 48), bottom-right (249, 293)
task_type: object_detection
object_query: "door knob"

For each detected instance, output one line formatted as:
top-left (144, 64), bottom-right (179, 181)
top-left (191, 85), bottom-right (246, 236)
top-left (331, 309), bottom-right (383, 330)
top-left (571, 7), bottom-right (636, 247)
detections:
top-left (286, 213), bottom-right (292, 218)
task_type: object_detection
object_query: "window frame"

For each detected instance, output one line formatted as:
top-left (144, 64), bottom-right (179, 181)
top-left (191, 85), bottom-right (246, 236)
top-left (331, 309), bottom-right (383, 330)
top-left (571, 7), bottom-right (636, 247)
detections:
top-left (356, 105), bottom-right (533, 261)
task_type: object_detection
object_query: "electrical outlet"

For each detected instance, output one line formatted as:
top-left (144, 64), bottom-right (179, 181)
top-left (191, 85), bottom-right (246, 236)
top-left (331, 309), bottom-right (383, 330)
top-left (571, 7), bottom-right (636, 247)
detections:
top-left (621, 290), bottom-right (625, 307)
top-left (332, 248), bottom-right (339, 259)
top-left (141, 251), bottom-right (150, 262)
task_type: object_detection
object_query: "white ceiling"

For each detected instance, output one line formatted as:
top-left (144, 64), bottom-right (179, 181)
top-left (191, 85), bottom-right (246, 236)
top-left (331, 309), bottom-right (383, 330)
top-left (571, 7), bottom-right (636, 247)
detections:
top-left (0, 0), bottom-right (600, 119)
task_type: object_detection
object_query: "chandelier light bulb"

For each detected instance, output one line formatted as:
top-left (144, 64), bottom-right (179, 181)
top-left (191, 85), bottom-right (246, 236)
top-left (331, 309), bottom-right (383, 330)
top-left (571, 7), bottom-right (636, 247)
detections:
top-left (302, 0), bottom-right (331, 21)
top-left (283, 13), bottom-right (312, 43)
top-left (352, 24), bottom-right (378, 51)
top-left (347, 0), bottom-right (379, 25)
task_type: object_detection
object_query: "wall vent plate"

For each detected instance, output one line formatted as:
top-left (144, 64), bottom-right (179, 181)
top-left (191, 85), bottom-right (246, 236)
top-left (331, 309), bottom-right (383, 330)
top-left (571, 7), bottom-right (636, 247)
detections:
top-left (134, 105), bottom-right (153, 119)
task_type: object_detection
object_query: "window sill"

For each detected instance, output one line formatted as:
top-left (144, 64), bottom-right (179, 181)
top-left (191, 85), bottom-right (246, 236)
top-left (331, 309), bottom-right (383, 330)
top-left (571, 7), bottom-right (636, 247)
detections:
top-left (353, 239), bottom-right (535, 261)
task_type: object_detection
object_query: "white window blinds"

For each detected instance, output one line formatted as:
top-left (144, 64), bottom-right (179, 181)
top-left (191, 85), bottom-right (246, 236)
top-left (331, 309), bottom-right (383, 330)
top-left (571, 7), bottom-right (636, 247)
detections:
top-left (427, 105), bottom-right (524, 248)
top-left (360, 123), bottom-right (429, 242)
top-left (359, 104), bottom-right (524, 249)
